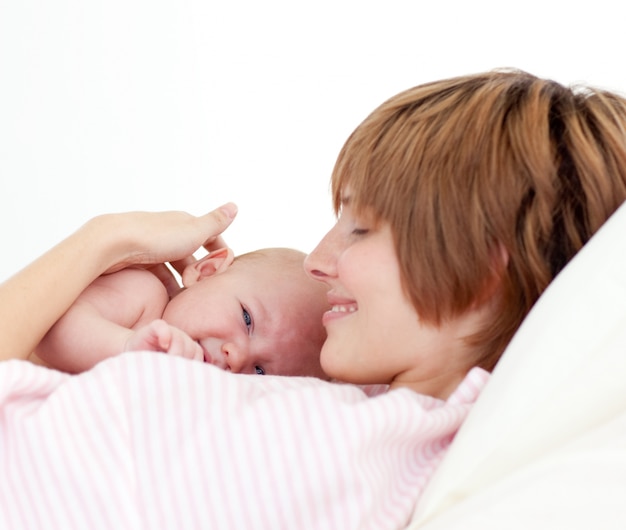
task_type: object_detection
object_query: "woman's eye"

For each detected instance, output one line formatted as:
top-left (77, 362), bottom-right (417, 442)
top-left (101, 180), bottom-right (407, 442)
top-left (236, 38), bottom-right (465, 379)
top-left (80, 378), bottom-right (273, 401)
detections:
top-left (352, 228), bottom-right (369, 236)
top-left (254, 365), bottom-right (265, 375)
top-left (242, 307), bottom-right (252, 330)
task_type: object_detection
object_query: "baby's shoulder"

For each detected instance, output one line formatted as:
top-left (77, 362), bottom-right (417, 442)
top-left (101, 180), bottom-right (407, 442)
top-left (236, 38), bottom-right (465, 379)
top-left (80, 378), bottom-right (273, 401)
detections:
top-left (87, 267), bottom-right (169, 314)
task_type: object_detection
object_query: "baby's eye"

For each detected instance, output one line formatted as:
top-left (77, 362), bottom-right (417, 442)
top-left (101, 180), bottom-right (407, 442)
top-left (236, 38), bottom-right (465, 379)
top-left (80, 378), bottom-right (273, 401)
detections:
top-left (254, 365), bottom-right (265, 375)
top-left (242, 307), bottom-right (252, 330)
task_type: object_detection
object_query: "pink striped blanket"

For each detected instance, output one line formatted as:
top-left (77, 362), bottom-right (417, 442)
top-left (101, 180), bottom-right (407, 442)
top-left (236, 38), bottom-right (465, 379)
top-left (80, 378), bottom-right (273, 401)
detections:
top-left (0, 353), bottom-right (488, 529)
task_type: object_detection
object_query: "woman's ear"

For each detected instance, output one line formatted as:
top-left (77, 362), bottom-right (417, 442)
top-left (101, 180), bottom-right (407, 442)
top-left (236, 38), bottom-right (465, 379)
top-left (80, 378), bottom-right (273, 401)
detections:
top-left (181, 247), bottom-right (235, 287)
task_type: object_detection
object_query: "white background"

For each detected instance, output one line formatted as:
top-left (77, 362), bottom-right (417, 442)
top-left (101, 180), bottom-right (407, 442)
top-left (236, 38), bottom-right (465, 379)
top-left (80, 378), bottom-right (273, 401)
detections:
top-left (1, 0), bottom-right (624, 281)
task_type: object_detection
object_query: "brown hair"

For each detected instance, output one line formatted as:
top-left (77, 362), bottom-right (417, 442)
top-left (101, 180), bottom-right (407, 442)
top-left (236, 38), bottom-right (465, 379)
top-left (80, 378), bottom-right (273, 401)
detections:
top-left (331, 69), bottom-right (626, 370)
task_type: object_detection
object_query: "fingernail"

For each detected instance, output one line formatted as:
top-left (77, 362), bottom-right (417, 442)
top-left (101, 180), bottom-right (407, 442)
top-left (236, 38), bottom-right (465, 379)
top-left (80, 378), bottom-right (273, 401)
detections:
top-left (219, 202), bottom-right (238, 219)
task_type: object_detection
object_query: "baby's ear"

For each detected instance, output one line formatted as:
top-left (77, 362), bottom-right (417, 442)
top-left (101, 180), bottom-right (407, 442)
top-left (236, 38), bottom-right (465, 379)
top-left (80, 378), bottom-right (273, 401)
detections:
top-left (181, 247), bottom-right (235, 287)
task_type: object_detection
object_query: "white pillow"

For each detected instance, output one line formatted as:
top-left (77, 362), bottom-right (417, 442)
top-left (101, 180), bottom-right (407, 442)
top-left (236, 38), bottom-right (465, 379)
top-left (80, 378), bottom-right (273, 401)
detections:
top-left (410, 201), bottom-right (626, 529)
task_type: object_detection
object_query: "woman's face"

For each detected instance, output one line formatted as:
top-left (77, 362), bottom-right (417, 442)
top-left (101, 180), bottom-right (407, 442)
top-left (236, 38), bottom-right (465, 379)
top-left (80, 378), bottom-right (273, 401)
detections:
top-left (304, 194), bottom-right (481, 398)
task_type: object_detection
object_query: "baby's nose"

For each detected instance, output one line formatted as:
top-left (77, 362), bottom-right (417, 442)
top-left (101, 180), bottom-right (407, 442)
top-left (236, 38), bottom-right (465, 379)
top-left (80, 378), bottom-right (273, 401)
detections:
top-left (222, 341), bottom-right (248, 373)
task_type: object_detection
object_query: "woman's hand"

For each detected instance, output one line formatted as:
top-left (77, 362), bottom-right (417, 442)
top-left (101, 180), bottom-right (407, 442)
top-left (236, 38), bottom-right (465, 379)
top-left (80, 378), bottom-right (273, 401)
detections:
top-left (95, 204), bottom-right (237, 296)
top-left (95, 203), bottom-right (238, 274)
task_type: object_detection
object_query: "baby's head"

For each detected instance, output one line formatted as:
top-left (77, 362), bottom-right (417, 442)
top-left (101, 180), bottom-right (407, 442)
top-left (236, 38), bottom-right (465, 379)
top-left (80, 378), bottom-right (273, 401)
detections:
top-left (164, 247), bottom-right (330, 379)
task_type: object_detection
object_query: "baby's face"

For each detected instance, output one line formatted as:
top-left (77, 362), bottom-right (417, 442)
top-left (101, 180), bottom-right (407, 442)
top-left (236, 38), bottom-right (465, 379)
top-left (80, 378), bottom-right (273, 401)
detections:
top-left (162, 259), bottom-right (329, 378)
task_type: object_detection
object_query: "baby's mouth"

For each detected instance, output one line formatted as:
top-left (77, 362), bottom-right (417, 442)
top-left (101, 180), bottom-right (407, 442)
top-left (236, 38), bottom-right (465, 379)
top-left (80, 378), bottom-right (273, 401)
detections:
top-left (198, 342), bottom-right (213, 364)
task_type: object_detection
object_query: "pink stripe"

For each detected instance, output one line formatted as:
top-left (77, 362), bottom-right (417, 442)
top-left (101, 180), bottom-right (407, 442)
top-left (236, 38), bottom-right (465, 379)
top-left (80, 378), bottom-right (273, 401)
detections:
top-left (1, 357), bottom-right (489, 529)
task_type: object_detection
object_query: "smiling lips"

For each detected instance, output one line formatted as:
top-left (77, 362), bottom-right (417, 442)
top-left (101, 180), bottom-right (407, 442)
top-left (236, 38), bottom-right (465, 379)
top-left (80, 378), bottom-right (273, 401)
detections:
top-left (199, 343), bottom-right (229, 370)
top-left (330, 305), bottom-right (357, 314)
top-left (199, 343), bottom-right (213, 364)
top-left (322, 299), bottom-right (357, 325)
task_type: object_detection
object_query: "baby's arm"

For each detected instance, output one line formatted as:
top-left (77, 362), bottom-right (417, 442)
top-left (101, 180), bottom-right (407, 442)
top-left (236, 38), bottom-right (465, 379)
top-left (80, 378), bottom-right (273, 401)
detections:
top-left (33, 268), bottom-right (169, 373)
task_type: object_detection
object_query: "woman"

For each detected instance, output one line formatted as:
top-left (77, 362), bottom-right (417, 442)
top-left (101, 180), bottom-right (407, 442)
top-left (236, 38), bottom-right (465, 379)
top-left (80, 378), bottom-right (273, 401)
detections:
top-left (1, 69), bottom-right (626, 529)
top-left (306, 68), bottom-right (626, 392)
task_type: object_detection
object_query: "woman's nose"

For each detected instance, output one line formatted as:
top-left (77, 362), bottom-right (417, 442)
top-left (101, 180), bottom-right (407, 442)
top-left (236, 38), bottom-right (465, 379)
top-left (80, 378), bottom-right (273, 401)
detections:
top-left (222, 341), bottom-right (248, 373)
top-left (304, 227), bottom-right (338, 281)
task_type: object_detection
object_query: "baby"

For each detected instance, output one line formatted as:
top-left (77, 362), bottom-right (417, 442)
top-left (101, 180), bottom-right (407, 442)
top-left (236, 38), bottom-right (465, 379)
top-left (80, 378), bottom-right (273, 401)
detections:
top-left (32, 247), bottom-right (330, 378)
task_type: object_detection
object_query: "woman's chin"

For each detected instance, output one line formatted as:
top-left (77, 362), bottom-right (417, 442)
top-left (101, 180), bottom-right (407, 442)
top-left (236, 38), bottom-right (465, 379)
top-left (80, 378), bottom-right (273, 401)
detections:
top-left (320, 343), bottom-right (354, 382)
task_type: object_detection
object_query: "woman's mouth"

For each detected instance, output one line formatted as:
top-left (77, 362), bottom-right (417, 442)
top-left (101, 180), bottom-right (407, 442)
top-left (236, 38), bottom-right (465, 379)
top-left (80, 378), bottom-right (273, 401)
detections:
top-left (323, 303), bottom-right (357, 325)
top-left (330, 304), bottom-right (357, 313)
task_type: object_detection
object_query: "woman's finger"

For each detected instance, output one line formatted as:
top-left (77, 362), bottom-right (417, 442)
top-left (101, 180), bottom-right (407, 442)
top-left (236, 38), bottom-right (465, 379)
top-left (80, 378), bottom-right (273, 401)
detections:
top-left (203, 234), bottom-right (228, 254)
top-left (102, 202), bottom-right (238, 274)
top-left (145, 263), bottom-right (183, 297)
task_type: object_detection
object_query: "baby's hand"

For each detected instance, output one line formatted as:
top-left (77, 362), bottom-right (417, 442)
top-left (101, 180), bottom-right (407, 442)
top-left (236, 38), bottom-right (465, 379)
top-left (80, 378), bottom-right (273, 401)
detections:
top-left (124, 319), bottom-right (203, 361)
